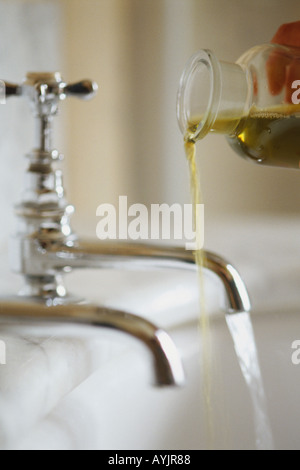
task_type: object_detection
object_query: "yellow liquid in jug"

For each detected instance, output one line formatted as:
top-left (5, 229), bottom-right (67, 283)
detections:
top-left (188, 104), bottom-right (300, 168)
top-left (230, 105), bottom-right (300, 168)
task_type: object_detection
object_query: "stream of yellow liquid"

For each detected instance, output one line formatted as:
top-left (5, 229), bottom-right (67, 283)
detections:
top-left (184, 138), bottom-right (214, 449)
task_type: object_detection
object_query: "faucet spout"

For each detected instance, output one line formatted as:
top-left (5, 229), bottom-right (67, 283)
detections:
top-left (33, 240), bottom-right (251, 313)
top-left (0, 298), bottom-right (185, 387)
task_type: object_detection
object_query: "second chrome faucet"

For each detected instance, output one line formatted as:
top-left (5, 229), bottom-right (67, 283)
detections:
top-left (1, 72), bottom-right (251, 387)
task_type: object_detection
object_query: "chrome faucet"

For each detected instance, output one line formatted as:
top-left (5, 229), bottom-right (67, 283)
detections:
top-left (0, 72), bottom-right (251, 387)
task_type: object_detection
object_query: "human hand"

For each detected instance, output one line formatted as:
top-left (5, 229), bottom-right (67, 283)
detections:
top-left (267, 21), bottom-right (300, 102)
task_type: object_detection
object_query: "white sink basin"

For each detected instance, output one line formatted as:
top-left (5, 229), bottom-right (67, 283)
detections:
top-left (10, 306), bottom-right (299, 450)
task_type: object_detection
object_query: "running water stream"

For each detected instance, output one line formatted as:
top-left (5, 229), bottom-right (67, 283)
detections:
top-left (225, 311), bottom-right (274, 450)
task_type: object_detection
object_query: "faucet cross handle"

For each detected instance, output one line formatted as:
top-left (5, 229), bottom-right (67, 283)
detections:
top-left (3, 72), bottom-right (98, 118)
top-left (2, 72), bottom-right (98, 159)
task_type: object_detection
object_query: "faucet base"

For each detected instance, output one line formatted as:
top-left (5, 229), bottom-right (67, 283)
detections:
top-left (17, 275), bottom-right (84, 306)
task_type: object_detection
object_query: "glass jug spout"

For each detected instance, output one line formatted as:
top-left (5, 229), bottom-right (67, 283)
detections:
top-left (177, 44), bottom-right (300, 169)
top-left (177, 49), bottom-right (252, 141)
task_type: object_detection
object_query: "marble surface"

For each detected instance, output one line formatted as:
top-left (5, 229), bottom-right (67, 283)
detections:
top-left (0, 215), bottom-right (300, 449)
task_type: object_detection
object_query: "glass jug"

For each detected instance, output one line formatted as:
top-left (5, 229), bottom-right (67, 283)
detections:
top-left (177, 44), bottom-right (300, 169)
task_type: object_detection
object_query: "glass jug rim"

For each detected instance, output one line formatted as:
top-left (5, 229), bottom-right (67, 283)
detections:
top-left (177, 49), bottom-right (222, 141)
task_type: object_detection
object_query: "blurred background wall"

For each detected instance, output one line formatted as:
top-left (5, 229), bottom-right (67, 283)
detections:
top-left (62, 0), bottom-right (300, 235)
top-left (1, 0), bottom-right (300, 243)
